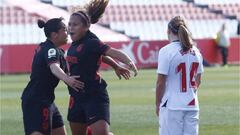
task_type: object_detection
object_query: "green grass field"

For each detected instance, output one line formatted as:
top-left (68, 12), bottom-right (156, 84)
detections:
top-left (1, 66), bottom-right (240, 135)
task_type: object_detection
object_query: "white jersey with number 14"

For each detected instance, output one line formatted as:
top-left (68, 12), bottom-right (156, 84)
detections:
top-left (157, 41), bottom-right (204, 110)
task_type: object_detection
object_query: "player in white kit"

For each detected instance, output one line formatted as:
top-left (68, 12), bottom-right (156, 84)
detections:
top-left (155, 16), bottom-right (204, 135)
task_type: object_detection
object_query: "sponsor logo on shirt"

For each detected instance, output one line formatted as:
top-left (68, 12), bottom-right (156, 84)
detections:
top-left (88, 116), bottom-right (96, 120)
top-left (76, 45), bottom-right (83, 52)
top-left (66, 56), bottom-right (78, 64)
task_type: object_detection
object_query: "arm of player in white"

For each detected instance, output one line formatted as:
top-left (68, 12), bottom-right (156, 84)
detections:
top-left (49, 62), bottom-right (84, 91)
top-left (155, 74), bottom-right (167, 116)
top-left (195, 73), bottom-right (202, 88)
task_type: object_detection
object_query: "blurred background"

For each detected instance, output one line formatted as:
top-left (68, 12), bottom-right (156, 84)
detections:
top-left (0, 0), bottom-right (239, 73)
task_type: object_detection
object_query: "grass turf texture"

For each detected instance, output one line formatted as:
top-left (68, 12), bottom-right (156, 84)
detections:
top-left (1, 66), bottom-right (239, 135)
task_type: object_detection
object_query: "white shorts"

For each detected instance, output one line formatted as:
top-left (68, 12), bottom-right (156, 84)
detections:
top-left (159, 107), bottom-right (199, 135)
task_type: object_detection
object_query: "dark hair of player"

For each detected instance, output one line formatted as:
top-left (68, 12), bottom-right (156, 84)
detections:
top-left (71, 0), bottom-right (109, 27)
top-left (37, 17), bottom-right (64, 38)
top-left (168, 16), bottom-right (194, 52)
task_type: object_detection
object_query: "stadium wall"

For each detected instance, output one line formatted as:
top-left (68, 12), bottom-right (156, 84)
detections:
top-left (0, 38), bottom-right (239, 74)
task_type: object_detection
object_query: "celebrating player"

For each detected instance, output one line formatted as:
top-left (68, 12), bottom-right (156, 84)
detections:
top-left (21, 18), bottom-right (84, 135)
top-left (66, 0), bottom-right (138, 135)
top-left (155, 16), bottom-right (204, 135)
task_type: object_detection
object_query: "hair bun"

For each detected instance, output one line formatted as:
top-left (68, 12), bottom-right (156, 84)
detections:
top-left (37, 19), bottom-right (46, 28)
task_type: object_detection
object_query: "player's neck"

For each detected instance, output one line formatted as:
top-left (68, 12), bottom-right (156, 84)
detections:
top-left (169, 35), bottom-right (179, 43)
top-left (50, 39), bottom-right (61, 47)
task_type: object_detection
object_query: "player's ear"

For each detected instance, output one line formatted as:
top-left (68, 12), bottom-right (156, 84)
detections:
top-left (51, 32), bottom-right (58, 39)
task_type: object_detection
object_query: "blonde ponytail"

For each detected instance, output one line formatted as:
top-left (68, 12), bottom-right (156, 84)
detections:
top-left (178, 25), bottom-right (193, 52)
top-left (168, 16), bottom-right (194, 52)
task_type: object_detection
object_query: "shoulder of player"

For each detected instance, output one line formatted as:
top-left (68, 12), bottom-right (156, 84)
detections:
top-left (86, 39), bottom-right (105, 47)
top-left (40, 40), bottom-right (55, 49)
top-left (192, 45), bottom-right (202, 54)
top-left (160, 42), bottom-right (178, 53)
top-left (43, 45), bottom-right (57, 53)
top-left (41, 43), bottom-right (62, 57)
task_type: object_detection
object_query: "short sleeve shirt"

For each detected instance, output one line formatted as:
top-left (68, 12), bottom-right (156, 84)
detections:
top-left (21, 40), bottom-right (67, 104)
top-left (157, 41), bottom-right (204, 110)
top-left (66, 31), bottom-right (110, 97)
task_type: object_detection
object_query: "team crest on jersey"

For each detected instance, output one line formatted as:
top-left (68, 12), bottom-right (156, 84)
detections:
top-left (180, 49), bottom-right (196, 56)
top-left (76, 45), bottom-right (83, 52)
top-left (48, 48), bottom-right (56, 58)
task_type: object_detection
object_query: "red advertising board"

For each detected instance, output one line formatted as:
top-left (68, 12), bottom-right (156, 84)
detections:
top-left (0, 38), bottom-right (239, 74)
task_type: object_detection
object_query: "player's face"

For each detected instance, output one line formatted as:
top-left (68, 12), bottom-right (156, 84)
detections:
top-left (56, 23), bottom-right (68, 46)
top-left (68, 15), bottom-right (88, 42)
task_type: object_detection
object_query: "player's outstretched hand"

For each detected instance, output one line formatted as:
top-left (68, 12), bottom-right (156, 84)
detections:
top-left (65, 75), bottom-right (84, 91)
top-left (115, 66), bottom-right (131, 80)
top-left (128, 62), bottom-right (138, 77)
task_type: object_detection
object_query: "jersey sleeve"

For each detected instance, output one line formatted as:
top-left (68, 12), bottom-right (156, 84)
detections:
top-left (44, 47), bottom-right (60, 66)
top-left (157, 47), bottom-right (170, 75)
top-left (88, 39), bottom-right (110, 55)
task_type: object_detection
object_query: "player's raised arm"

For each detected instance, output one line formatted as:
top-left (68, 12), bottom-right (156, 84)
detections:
top-left (105, 48), bottom-right (138, 77)
top-left (102, 56), bottom-right (131, 80)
